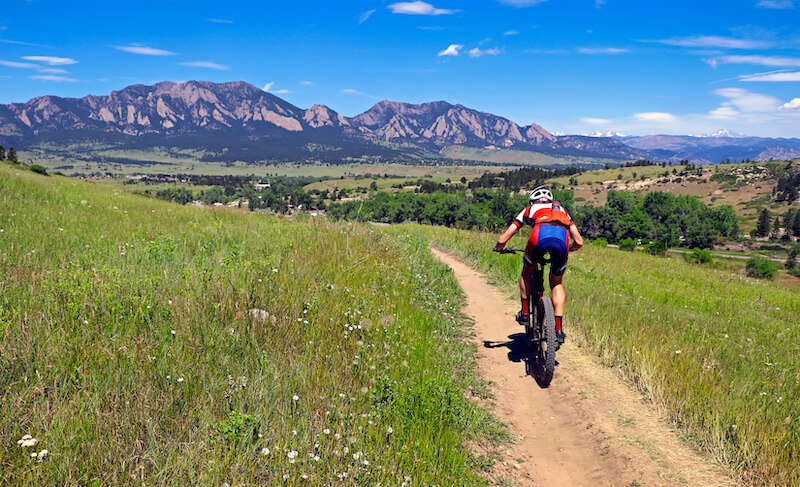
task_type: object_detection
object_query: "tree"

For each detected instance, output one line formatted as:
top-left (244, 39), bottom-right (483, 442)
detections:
top-left (0, 145), bottom-right (5, 160)
top-left (794, 211), bottom-right (800, 238)
top-left (7, 147), bottom-right (17, 163)
top-left (756, 208), bottom-right (771, 237)
top-left (772, 215), bottom-right (782, 239)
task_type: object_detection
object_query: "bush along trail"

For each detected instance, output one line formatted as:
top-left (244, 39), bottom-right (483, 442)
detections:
top-left (378, 224), bottom-right (800, 487)
top-left (0, 164), bottom-right (507, 485)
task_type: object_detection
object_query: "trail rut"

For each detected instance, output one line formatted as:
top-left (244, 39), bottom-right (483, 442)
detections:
top-left (431, 248), bottom-right (738, 487)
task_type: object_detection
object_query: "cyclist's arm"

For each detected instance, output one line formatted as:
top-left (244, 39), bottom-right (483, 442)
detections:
top-left (568, 224), bottom-right (584, 251)
top-left (494, 223), bottom-right (520, 251)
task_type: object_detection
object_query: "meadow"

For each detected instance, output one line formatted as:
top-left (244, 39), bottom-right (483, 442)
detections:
top-left (0, 164), bottom-right (506, 485)
top-left (379, 224), bottom-right (800, 486)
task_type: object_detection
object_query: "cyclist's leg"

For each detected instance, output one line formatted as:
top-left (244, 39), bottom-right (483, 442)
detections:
top-left (549, 273), bottom-right (565, 315)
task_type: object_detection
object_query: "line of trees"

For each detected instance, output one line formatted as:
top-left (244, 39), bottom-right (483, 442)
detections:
top-left (0, 145), bottom-right (18, 163)
top-left (755, 207), bottom-right (800, 239)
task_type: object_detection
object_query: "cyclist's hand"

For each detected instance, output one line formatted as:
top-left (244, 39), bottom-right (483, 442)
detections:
top-left (493, 243), bottom-right (505, 252)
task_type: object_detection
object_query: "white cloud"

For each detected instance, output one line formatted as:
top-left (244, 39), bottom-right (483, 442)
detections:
top-left (709, 55), bottom-right (800, 67)
top-left (780, 98), bottom-right (800, 110)
top-left (21, 55), bottom-right (77, 65)
top-left (580, 117), bottom-right (613, 124)
top-left (37, 67), bottom-right (68, 74)
top-left (341, 88), bottom-right (378, 98)
top-left (114, 45), bottom-right (176, 56)
top-left (178, 61), bottom-right (230, 70)
top-left (756, 0), bottom-right (794, 8)
top-left (498, 0), bottom-right (548, 5)
top-left (633, 112), bottom-right (678, 122)
top-left (468, 47), bottom-right (501, 57)
top-left (30, 75), bottom-right (78, 82)
top-left (263, 81), bottom-right (275, 91)
top-left (0, 60), bottom-right (38, 68)
top-left (578, 47), bottom-right (628, 54)
top-left (359, 9), bottom-right (376, 24)
top-left (503, 30), bottom-right (519, 36)
top-left (649, 35), bottom-right (772, 50)
top-left (740, 70), bottom-right (800, 82)
top-left (271, 89), bottom-right (292, 94)
top-left (387, 2), bottom-right (457, 15)
top-left (713, 87), bottom-right (782, 112)
top-left (206, 18), bottom-right (234, 23)
top-left (595, 0), bottom-right (606, 6)
top-left (299, 81), bottom-right (314, 85)
top-left (438, 44), bottom-right (463, 56)
top-left (709, 106), bottom-right (739, 120)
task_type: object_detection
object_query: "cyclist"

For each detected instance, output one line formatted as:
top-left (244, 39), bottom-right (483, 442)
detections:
top-left (493, 186), bottom-right (583, 345)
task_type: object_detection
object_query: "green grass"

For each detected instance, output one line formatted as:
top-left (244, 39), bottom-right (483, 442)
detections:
top-left (0, 164), bottom-right (506, 485)
top-left (379, 224), bottom-right (800, 486)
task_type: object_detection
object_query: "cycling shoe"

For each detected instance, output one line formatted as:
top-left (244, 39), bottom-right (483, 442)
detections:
top-left (515, 312), bottom-right (530, 326)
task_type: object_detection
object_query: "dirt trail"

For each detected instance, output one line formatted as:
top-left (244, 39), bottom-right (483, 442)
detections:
top-left (431, 248), bottom-right (738, 487)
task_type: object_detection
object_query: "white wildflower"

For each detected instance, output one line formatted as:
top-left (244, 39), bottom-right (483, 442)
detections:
top-left (17, 435), bottom-right (37, 448)
top-left (37, 449), bottom-right (49, 462)
top-left (261, 447), bottom-right (270, 456)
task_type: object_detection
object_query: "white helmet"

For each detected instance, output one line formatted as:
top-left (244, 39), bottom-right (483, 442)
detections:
top-left (529, 185), bottom-right (553, 203)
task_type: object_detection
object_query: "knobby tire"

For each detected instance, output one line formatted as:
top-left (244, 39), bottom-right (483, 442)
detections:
top-left (537, 296), bottom-right (557, 386)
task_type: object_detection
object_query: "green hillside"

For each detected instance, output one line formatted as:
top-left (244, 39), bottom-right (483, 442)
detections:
top-left (0, 164), bottom-right (503, 485)
top-left (381, 224), bottom-right (800, 486)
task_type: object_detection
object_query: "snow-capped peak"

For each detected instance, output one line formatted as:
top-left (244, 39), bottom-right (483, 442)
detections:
top-left (707, 129), bottom-right (746, 138)
top-left (585, 131), bottom-right (626, 138)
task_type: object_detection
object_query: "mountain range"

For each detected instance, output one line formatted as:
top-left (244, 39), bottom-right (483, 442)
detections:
top-left (1, 80), bottom-right (799, 166)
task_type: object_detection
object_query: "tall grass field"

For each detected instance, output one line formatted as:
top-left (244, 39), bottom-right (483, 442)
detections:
top-left (0, 164), bottom-right (505, 485)
top-left (383, 224), bottom-right (800, 486)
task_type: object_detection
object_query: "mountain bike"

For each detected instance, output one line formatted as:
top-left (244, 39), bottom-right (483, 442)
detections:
top-left (496, 247), bottom-right (557, 386)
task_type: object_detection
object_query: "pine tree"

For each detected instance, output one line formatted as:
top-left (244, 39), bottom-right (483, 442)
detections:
top-left (0, 145), bottom-right (5, 160)
top-left (7, 147), bottom-right (17, 163)
top-left (794, 211), bottom-right (800, 238)
top-left (756, 208), bottom-right (771, 237)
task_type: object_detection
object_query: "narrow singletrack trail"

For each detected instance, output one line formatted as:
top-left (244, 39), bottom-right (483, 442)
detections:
top-left (431, 248), bottom-right (738, 487)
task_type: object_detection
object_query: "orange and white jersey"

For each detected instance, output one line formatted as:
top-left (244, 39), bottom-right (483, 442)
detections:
top-left (512, 201), bottom-right (573, 229)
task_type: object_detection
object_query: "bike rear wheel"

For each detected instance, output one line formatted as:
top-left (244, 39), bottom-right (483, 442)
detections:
top-left (536, 296), bottom-right (557, 386)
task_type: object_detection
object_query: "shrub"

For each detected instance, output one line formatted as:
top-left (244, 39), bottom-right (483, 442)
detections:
top-left (593, 238), bottom-right (608, 247)
top-left (788, 268), bottom-right (800, 278)
top-left (684, 248), bottom-right (713, 264)
top-left (29, 164), bottom-right (48, 175)
top-left (746, 256), bottom-right (778, 279)
top-left (618, 238), bottom-right (636, 251)
top-left (646, 240), bottom-right (668, 256)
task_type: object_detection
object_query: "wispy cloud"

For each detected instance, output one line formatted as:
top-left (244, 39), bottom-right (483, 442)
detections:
top-left (498, 0), bottom-right (548, 6)
top-left (37, 67), bottom-right (68, 74)
top-left (114, 45), bottom-right (176, 56)
top-left (739, 70), bottom-right (800, 81)
top-left (633, 112), bottom-right (677, 122)
top-left (468, 47), bottom-right (501, 57)
top-left (595, 0), bottom-right (606, 7)
top-left (30, 75), bottom-right (78, 82)
top-left (503, 30), bottom-right (519, 36)
top-left (263, 81), bottom-right (275, 91)
top-left (206, 18), bottom-right (234, 23)
top-left (359, 9), bottom-right (376, 24)
top-left (0, 60), bottom-right (38, 68)
top-left (271, 89), bottom-right (292, 94)
top-left (707, 55), bottom-right (800, 68)
top-left (647, 35), bottom-right (772, 50)
top-left (299, 80), bottom-right (314, 85)
top-left (438, 44), bottom-right (463, 56)
top-left (178, 61), bottom-right (229, 70)
top-left (580, 117), bottom-right (613, 124)
top-left (1, 38), bottom-right (48, 47)
top-left (578, 47), bottom-right (628, 54)
top-left (341, 88), bottom-right (378, 98)
top-left (713, 87), bottom-right (782, 112)
top-left (780, 98), bottom-right (800, 110)
top-left (756, 0), bottom-right (794, 8)
top-left (21, 55), bottom-right (78, 65)
top-left (388, 2), bottom-right (458, 15)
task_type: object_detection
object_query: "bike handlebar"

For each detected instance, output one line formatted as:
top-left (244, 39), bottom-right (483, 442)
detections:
top-left (493, 246), bottom-right (551, 263)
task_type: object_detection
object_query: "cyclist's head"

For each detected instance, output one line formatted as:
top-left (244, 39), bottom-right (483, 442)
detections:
top-left (529, 185), bottom-right (553, 203)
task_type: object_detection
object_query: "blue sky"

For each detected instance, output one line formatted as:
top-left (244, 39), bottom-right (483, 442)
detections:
top-left (1, 0), bottom-right (799, 137)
